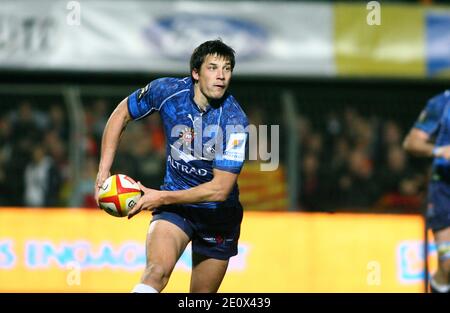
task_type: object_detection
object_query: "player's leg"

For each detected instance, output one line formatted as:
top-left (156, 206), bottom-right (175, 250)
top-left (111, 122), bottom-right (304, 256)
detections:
top-left (188, 204), bottom-right (243, 293)
top-left (189, 224), bottom-right (240, 293)
top-left (430, 227), bottom-right (450, 293)
top-left (426, 181), bottom-right (450, 292)
top-left (190, 253), bottom-right (229, 293)
top-left (132, 212), bottom-right (192, 293)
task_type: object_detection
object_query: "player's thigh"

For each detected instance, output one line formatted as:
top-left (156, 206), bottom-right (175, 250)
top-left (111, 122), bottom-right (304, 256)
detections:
top-left (190, 253), bottom-right (229, 293)
top-left (146, 219), bottom-right (190, 272)
top-left (427, 182), bottom-right (450, 232)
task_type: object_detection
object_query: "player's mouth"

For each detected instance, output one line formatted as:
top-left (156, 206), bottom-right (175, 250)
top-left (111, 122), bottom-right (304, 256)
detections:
top-left (214, 84), bottom-right (225, 89)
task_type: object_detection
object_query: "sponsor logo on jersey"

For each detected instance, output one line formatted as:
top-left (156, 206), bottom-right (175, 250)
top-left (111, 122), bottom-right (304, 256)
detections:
top-left (179, 127), bottom-right (195, 144)
top-left (167, 155), bottom-right (208, 176)
top-left (138, 84), bottom-right (150, 101)
top-left (224, 133), bottom-right (246, 162)
top-left (418, 110), bottom-right (427, 123)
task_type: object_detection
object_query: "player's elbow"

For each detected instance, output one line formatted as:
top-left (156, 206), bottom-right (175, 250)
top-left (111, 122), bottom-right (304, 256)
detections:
top-left (209, 183), bottom-right (231, 202)
top-left (211, 190), bottom-right (228, 202)
top-left (403, 134), bottom-right (419, 154)
top-left (209, 171), bottom-right (237, 202)
top-left (402, 135), bottom-right (413, 152)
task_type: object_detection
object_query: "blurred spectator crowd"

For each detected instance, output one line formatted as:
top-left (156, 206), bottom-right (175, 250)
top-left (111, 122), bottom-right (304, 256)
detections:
top-left (297, 109), bottom-right (428, 213)
top-left (0, 99), bottom-right (165, 208)
top-left (0, 98), bottom-right (428, 213)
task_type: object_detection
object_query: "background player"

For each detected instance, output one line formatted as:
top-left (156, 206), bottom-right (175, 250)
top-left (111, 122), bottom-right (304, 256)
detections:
top-left (403, 90), bottom-right (450, 293)
top-left (95, 39), bottom-right (249, 293)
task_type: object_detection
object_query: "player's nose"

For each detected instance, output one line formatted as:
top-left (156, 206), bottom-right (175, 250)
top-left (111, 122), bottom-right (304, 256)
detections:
top-left (216, 69), bottom-right (224, 80)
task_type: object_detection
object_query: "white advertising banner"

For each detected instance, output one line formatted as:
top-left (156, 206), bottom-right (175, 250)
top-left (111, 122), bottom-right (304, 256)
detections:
top-left (0, 0), bottom-right (335, 76)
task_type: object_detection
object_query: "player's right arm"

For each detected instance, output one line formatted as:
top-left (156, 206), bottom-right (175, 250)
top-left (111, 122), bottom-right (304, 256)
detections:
top-left (404, 129), bottom-right (450, 159)
top-left (95, 98), bottom-right (132, 204)
top-left (95, 78), bottom-right (177, 204)
top-left (403, 91), bottom-right (450, 160)
top-left (403, 128), bottom-right (435, 157)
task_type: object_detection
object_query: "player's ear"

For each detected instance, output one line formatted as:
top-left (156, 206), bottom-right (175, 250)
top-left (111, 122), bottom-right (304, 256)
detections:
top-left (192, 68), bottom-right (200, 82)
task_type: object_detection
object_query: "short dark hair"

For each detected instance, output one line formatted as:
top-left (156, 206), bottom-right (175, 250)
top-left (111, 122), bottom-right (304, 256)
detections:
top-left (190, 39), bottom-right (235, 81)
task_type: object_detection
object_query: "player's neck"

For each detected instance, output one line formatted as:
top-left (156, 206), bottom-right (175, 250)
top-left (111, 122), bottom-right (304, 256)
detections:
top-left (193, 85), bottom-right (209, 112)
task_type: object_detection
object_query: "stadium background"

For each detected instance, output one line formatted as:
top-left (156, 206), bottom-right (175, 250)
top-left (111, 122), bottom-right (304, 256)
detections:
top-left (1, 0), bottom-right (449, 292)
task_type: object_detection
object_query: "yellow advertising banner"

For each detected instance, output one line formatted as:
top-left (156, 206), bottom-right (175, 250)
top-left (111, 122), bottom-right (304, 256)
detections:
top-left (334, 4), bottom-right (425, 77)
top-left (0, 209), bottom-right (435, 292)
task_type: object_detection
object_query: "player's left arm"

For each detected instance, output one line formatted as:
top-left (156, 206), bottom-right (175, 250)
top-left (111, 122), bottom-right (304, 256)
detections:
top-left (128, 168), bottom-right (238, 219)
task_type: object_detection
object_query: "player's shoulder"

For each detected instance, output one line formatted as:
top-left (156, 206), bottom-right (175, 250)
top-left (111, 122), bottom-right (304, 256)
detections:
top-left (153, 76), bottom-right (191, 87)
top-left (223, 94), bottom-right (248, 124)
top-left (428, 90), bottom-right (450, 106)
top-left (149, 77), bottom-right (192, 97)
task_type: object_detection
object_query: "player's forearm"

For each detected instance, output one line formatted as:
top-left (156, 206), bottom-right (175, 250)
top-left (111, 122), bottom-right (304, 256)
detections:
top-left (99, 100), bottom-right (130, 173)
top-left (160, 181), bottom-right (228, 205)
top-left (403, 136), bottom-right (434, 157)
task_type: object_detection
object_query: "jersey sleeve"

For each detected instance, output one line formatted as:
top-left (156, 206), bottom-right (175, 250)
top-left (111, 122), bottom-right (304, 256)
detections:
top-left (127, 77), bottom-right (178, 120)
top-left (413, 92), bottom-right (448, 135)
top-left (213, 102), bottom-right (249, 174)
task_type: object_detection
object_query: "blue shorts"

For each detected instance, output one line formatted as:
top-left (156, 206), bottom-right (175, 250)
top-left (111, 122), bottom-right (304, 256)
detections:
top-left (427, 181), bottom-right (450, 232)
top-left (151, 204), bottom-right (243, 260)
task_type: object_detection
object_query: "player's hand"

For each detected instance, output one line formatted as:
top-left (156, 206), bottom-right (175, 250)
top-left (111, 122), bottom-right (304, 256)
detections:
top-left (433, 145), bottom-right (450, 160)
top-left (128, 182), bottom-right (163, 219)
top-left (95, 170), bottom-right (111, 206)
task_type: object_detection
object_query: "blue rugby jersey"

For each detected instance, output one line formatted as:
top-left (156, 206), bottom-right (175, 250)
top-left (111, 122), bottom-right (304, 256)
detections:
top-left (414, 90), bottom-right (450, 179)
top-left (127, 77), bottom-right (249, 209)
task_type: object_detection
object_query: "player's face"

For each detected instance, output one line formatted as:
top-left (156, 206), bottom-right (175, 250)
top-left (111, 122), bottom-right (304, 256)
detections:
top-left (192, 54), bottom-right (232, 101)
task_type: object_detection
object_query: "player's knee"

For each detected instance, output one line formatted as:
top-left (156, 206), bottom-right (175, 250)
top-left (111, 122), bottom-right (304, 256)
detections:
top-left (437, 242), bottom-right (450, 273)
top-left (442, 259), bottom-right (450, 274)
top-left (142, 263), bottom-right (169, 286)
